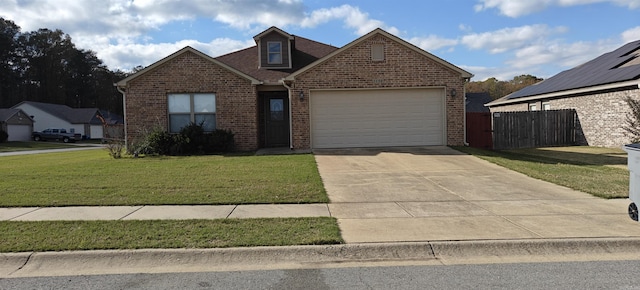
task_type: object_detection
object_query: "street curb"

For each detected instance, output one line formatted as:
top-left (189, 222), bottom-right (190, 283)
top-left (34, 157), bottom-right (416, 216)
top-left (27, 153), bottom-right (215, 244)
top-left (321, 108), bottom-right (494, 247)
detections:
top-left (4, 238), bottom-right (640, 277)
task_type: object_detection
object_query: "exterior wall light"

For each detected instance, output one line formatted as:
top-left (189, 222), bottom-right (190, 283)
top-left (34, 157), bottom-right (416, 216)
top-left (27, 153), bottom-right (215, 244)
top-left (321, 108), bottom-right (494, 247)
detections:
top-left (450, 88), bottom-right (457, 98)
top-left (299, 91), bottom-right (304, 101)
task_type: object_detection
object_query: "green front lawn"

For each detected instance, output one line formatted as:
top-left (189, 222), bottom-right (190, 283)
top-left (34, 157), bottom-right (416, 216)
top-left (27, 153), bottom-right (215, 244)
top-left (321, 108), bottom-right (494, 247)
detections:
top-left (0, 218), bottom-right (343, 252)
top-left (454, 146), bottom-right (629, 199)
top-left (0, 150), bottom-right (328, 207)
top-left (0, 141), bottom-right (81, 152)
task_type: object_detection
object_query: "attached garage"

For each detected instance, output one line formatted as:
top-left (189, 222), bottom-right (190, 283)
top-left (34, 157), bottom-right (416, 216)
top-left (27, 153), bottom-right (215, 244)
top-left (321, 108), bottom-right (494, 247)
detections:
top-left (7, 125), bottom-right (32, 141)
top-left (310, 88), bottom-right (445, 148)
top-left (0, 108), bottom-right (34, 142)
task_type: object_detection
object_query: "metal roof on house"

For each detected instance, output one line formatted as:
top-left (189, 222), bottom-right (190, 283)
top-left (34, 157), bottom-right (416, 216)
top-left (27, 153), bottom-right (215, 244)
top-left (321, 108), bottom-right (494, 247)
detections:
top-left (502, 40), bottom-right (640, 100)
top-left (12, 101), bottom-right (102, 124)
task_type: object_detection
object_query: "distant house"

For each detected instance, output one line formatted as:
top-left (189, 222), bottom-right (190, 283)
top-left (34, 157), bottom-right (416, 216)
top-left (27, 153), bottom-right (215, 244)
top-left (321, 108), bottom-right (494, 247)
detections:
top-left (116, 26), bottom-right (473, 151)
top-left (0, 108), bottom-right (34, 141)
top-left (465, 92), bottom-right (492, 113)
top-left (12, 101), bottom-right (104, 139)
top-left (487, 40), bottom-right (640, 147)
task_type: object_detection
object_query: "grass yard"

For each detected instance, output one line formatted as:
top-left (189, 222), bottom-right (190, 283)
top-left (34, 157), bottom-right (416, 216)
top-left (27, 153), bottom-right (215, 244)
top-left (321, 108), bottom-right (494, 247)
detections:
top-left (453, 146), bottom-right (629, 199)
top-left (0, 150), bottom-right (328, 207)
top-left (0, 141), bottom-right (81, 152)
top-left (0, 217), bottom-right (343, 252)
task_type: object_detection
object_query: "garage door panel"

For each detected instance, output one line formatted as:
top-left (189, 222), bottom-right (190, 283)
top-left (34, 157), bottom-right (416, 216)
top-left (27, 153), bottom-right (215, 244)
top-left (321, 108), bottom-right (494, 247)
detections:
top-left (310, 89), bottom-right (444, 148)
top-left (7, 125), bottom-right (32, 141)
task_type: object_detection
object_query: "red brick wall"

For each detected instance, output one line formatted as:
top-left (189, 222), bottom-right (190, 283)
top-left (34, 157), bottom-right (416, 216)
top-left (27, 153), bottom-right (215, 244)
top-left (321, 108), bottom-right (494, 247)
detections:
top-left (290, 34), bottom-right (467, 149)
top-left (124, 51), bottom-right (258, 151)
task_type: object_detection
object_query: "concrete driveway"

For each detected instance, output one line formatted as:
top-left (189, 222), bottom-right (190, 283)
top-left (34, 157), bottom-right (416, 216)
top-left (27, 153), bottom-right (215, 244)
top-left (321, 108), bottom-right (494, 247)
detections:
top-left (314, 146), bottom-right (640, 243)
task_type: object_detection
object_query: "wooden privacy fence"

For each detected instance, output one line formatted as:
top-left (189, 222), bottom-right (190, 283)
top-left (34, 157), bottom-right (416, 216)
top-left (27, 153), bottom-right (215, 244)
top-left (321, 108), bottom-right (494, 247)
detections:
top-left (492, 109), bottom-right (577, 150)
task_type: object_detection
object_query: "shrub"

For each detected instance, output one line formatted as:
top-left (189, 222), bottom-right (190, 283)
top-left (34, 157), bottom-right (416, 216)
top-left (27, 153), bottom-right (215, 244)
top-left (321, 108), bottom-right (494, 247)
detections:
top-left (0, 129), bottom-right (7, 143)
top-left (144, 128), bottom-right (174, 155)
top-left (206, 129), bottom-right (235, 153)
top-left (105, 140), bottom-right (125, 159)
top-left (133, 123), bottom-right (235, 156)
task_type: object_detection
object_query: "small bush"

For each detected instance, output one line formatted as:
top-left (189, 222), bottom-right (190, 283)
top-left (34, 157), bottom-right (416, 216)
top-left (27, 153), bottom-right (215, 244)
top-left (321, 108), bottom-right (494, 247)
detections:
top-left (105, 140), bottom-right (125, 159)
top-left (134, 123), bottom-right (235, 156)
top-left (206, 129), bottom-right (235, 153)
top-left (0, 129), bottom-right (7, 143)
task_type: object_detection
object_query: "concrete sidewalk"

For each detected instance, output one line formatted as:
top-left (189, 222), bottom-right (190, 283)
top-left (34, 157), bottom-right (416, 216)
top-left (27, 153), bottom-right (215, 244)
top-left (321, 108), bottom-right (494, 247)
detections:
top-left (0, 204), bottom-right (331, 221)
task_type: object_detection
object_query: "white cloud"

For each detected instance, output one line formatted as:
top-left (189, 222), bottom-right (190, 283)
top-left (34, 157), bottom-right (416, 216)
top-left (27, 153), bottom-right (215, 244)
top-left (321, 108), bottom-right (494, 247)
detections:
top-left (461, 24), bottom-right (567, 53)
top-left (0, 1), bottom-right (398, 70)
top-left (475, 0), bottom-right (640, 17)
top-left (409, 35), bottom-right (458, 52)
top-left (622, 26), bottom-right (640, 42)
top-left (300, 4), bottom-right (399, 35)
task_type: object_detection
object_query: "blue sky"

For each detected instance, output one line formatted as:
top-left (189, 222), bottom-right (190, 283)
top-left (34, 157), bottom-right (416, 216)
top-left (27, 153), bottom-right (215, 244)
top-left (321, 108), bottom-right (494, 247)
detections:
top-left (1, 0), bottom-right (639, 81)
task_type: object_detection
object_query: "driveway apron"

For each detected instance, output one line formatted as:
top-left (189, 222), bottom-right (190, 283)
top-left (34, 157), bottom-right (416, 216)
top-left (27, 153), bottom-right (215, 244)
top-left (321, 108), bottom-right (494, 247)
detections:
top-left (314, 146), bottom-right (640, 243)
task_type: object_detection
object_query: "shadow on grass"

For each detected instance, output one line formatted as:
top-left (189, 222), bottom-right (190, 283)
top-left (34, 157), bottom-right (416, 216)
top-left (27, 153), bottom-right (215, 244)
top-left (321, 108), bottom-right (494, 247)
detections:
top-left (453, 146), bottom-right (627, 167)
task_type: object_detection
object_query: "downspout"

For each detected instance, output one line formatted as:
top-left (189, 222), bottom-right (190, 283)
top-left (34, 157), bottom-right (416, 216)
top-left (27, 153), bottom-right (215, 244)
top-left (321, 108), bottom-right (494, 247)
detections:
top-left (462, 78), bottom-right (470, 146)
top-left (281, 80), bottom-right (294, 150)
top-left (115, 85), bottom-right (128, 149)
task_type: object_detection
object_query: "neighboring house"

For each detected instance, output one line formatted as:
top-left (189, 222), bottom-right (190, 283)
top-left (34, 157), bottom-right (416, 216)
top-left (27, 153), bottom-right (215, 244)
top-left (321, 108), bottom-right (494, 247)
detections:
top-left (487, 40), bottom-right (640, 147)
top-left (116, 27), bottom-right (473, 151)
top-left (465, 93), bottom-right (492, 113)
top-left (0, 108), bottom-right (34, 141)
top-left (12, 101), bottom-right (104, 139)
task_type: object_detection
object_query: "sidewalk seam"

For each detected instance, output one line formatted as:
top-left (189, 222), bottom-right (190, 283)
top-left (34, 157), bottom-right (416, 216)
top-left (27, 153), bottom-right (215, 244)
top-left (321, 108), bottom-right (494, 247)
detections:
top-left (7, 208), bottom-right (41, 221)
top-left (226, 205), bottom-right (238, 218)
top-left (118, 206), bottom-right (145, 220)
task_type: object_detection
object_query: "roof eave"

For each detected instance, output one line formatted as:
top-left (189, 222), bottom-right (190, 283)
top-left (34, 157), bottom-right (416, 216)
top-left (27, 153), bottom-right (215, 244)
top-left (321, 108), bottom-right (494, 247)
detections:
top-left (487, 79), bottom-right (640, 107)
top-left (285, 28), bottom-right (473, 81)
top-left (116, 46), bottom-right (263, 88)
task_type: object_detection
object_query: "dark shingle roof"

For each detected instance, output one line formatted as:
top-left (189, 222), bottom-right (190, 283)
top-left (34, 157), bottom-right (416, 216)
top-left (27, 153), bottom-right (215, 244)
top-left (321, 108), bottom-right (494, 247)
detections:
top-left (0, 109), bottom-right (20, 122)
top-left (13, 101), bottom-right (101, 124)
top-left (465, 93), bottom-right (493, 112)
top-left (504, 40), bottom-right (640, 100)
top-left (215, 35), bottom-right (338, 83)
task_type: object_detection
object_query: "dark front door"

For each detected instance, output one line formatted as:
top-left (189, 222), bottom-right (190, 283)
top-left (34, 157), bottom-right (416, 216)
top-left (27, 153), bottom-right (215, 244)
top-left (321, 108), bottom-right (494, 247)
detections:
top-left (263, 94), bottom-right (289, 147)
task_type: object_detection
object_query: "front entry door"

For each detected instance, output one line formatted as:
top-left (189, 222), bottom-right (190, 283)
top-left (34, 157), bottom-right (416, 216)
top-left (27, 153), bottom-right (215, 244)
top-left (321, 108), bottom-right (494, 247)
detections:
top-left (264, 95), bottom-right (289, 147)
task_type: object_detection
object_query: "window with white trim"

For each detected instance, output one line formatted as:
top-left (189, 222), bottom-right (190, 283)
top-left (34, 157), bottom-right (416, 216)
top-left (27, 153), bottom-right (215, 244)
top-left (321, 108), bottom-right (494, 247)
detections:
top-left (542, 102), bottom-right (551, 110)
top-left (168, 93), bottom-right (216, 133)
top-left (528, 103), bottom-right (538, 111)
top-left (267, 41), bottom-right (282, 64)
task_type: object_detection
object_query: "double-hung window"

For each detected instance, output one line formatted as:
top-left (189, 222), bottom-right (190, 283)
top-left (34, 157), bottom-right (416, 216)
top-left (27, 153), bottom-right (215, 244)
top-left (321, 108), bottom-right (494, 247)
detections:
top-left (168, 93), bottom-right (216, 133)
top-left (267, 41), bottom-right (282, 64)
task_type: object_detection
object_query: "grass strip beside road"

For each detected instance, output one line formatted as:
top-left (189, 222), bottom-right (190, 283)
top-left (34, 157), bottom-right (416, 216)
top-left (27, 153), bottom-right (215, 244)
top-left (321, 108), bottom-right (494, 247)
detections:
top-left (0, 217), bottom-right (343, 252)
top-left (0, 150), bottom-right (328, 207)
top-left (453, 146), bottom-right (629, 199)
top-left (0, 141), bottom-right (81, 152)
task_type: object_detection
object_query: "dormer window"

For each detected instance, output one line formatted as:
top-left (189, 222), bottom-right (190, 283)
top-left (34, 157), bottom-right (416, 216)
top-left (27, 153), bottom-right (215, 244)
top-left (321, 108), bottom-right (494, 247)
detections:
top-left (268, 42), bottom-right (282, 64)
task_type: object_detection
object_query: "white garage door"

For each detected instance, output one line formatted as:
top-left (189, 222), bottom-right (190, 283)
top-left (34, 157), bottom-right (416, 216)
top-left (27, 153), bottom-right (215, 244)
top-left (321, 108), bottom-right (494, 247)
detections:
top-left (7, 125), bottom-right (32, 141)
top-left (310, 88), bottom-right (445, 148)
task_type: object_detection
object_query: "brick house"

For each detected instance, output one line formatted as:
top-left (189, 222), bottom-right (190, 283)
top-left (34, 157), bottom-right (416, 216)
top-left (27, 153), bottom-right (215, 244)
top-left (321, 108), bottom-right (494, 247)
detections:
top-left (487, 40), bottom-right (640, 147)
top-left (116, 27), bottom-right (473, 151)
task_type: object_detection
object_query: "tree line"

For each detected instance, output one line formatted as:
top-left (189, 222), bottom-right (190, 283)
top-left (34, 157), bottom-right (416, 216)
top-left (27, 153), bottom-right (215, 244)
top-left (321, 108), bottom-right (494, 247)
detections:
top-left (466, 74), bottom-right (544, 100)
top-left (0, 17), bottom-right (129, 114)
top-left (0, 16), bottom-right (543, 114)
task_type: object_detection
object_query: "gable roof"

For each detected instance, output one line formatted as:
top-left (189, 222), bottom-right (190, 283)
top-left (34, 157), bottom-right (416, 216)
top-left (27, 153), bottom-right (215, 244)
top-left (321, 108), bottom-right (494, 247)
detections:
top-left (115, 46), bottom-right (263, 87)
top-left (12, 101), bottom-right (101, 124)
top-left (0, 108), bottom-right (33, 123)
top-left (253, 26), bottom-right (294, 41)
top-left (285, 28), bottom-right (473, 81)
top-left (215, 35), bottom-right (338, 84)
top-left (489, 40), bottom-right (640, 106)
